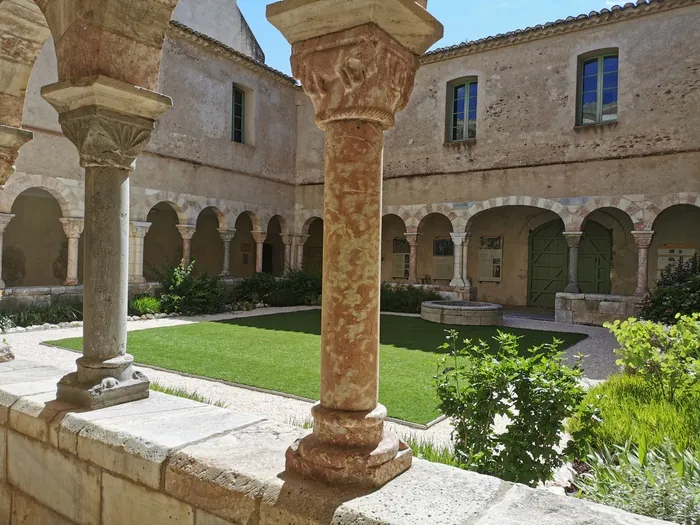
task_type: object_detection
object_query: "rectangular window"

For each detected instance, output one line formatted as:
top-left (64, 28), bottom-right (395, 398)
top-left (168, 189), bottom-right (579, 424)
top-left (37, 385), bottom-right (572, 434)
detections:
top-left (450, 80), bottom-right (477, 141)
top-left (579, 54), bottom-right (618, 125)
top-left (232, 84), bottom-right (245, 143)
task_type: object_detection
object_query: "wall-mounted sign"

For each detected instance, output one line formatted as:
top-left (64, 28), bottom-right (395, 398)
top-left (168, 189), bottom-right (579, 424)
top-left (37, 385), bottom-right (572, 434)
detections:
top-left (657, 244), bottom-right (696, 277)
top-left (478, 237), bottom-right (503, 283)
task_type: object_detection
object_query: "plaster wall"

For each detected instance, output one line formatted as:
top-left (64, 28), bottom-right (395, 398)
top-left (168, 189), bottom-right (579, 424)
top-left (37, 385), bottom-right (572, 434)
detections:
top-left (144, 203), bottom-right (183, 280)
top-left (192, 209), bottom-right (224, 277)
top-left (231, 214), bottom-right (256, 278)
top-left (381, 215), bottom-right (407, 283)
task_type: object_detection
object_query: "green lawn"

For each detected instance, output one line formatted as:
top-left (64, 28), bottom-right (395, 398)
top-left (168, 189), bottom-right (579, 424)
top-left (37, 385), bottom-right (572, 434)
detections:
top-left (48, 310), bottom-right (587, 425)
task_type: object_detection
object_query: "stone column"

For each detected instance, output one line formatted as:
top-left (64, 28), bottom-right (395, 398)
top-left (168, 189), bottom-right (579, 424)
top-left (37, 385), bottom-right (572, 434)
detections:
top-left (563, 232), bottom-right (584, 294)
top-left (218, 228), bottom-right (236, 278)
top-left (268, 1), bottom-right (442, 488)
top-left (0, 214), bottom-right (14, 288)
top-left (0, 125), bottom-right (33, 186)
top-left (42, 76), bottom-right (172, 409)
top-left (176, 225), bottom-right (197, 265)
top-left (461, 232), bottom-right (472, 297)
top-left (129, 222), bottom-right (151, 284)
top-left (281, 234), bottom-right (295, 271)
top-left (449, 232), bottom-right (467, 288)
top-left (59, 218), bottom-right (85, 286)
top-left (251, 230), bottom-right (266, 273)
top-left (404, 232), bottom-right (419, 284)
top-left (632, 231), bottom-right (655, 297)
top-left (295, 234), bottom-right (309, 270)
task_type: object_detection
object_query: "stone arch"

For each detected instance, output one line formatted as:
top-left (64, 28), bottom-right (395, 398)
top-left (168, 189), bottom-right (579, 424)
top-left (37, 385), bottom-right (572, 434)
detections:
top-left (464, 196), bottom-right (570, 230)
top-left (301, 215), bottom-right (323, 236)
top-left (191, 207), bottom-right (225, 276)
top-left (296, 210), bottom-right (323, 235)
top-left (652, 192), bottom-right (700, 225)
top-left (0, 173), bottom-right (81, 217)
top-left (383, 205), bottom-right (417, 232)
top-left (268, 214), bottom-right (289, 234)
top-left (236, 210), bottom-right (261, 232)
top-left (144, 201), bottom-right (184, 278)
top-left (134, 192), bottom-right (191, 225)
top-left (413, 203), bottom-right (461, 233)
top-left (191, 199), bottom-right (231, 230)
top-left (573, 196), bottom-right (642, 232)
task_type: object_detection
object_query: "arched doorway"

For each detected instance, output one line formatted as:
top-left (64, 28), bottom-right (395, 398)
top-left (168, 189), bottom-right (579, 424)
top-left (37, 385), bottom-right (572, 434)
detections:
top-left (303, 218), bottom-right (323, 273)
top-left (381, 214), bottom-right (408, 282)
top-left (264, 216), bottom-right (285, 276)
top-left (527, 220), bottom-right (568, 308)
top-left (4, 188), bottom-right (70, 287)
top-left (144, 202), bottom-right (182, 280)
top-left (231, 213), bottom-right (257, 278)
top-left (579, 221), bottom-right (613, 295)
top-left (417, 213), bottom-right (453, 285)
top-left (191, 207), bottom-right (223, 276)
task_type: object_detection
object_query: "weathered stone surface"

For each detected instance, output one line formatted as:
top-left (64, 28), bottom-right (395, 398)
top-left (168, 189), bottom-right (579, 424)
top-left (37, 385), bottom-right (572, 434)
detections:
top-left (102, 473), bottom-right (194, 525)
top-left (0, 344), bottom-right (14, 364)
top-left (9, 391), bottom-right (77, 444)
top-left (8, 430), bottom-right (101, 525)
top-left (11, 489), bottom-right (76, 525)
top-left (195, 510), bottom-right (236, 525)
top-left (0, 483), bottom-right (9, 525)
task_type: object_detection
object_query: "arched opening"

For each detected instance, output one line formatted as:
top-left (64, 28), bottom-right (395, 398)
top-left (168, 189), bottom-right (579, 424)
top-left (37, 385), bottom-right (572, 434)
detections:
top-left (3, 188), bottom-right (70, 287)
top-left (231, 213), bottom-right (256, 278)
top-left (144, 202), bottom-right (182, 280)
top-left (650, 204), bottom-right (700, 289)
top-left (303, 218), bottom-right (323, 274)
top-left (381, 214), bottom-right (408, 282)
top-left (191, 207), bottom-right (223, 276)
top-left (417, 213), bottom-right (453, 285)
top-left (265, 216), bottom-right (285, 276)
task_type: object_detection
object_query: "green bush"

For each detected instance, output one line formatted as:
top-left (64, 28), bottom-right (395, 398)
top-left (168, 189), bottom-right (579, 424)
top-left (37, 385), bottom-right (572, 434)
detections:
top-left (568, 374), bottom-right (700, 452)
top-left (380, 284), bottom-right (442, 314)
top-left (434, 330), bottom-right (597, 487)
top-left (641, 255), bottom-right (700, 324)
top-left (606, 314), bottom-right (700, 403)
top-left (129, 295), bottom-right (161, 316)
top-left (575, 440), bottom-right (700, 524)
top-left (232, 272), bottom-right (278, 304)
top-left (158, 260), bottom-right (226, 316)
top-left (0, 301), bottom-right (82, 328)
top-left (233, 269), bottom-right (322, 307)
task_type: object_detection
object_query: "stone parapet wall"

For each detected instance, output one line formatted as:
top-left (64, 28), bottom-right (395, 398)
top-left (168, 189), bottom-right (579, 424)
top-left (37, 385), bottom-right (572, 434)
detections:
top-left (0, 358), bottom-right (665, 525)
top-left (555, 293), bottom-right (638, 326)
top-left (0, 283), bottom-right (159, 311)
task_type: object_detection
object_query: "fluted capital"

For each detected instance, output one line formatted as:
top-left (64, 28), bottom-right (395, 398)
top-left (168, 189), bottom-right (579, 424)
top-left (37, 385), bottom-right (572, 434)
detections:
top-left (291, 25), bottom-right (420, 130)
top-left (632, 230), bottom-right (655, 249)
top-left (176, 224), bottom-right (197, 241)
top-left (218, 228), bottom-right (236, 243)
top-left (41, 76), bottom-right (172, 170)
top-left (130, 221), bottom-right (152, 239)
top-left (449, 232), bottom-right (469, 246)
top-left (295, 233), bottom-right (310, 245)
top-left (60, 217), bottom-right (85, 239)
top-left (562, 231), bottom-right (584, 249)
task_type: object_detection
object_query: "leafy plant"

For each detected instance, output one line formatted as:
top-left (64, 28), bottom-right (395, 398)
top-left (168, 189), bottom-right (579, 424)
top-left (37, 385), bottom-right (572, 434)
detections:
top-left (158, 260), bottom-right (226, 316)
top-left (232, 272), bottom-right (278, 305)
top-left (575, 440), bottom-right (700, 524)
top-left (434, 330), bottom-right (597, 487)
top-left (404, 435), bottom-right (460, 467)
top-left (641, 254), bottom-right (700, 324)
top-left (381, 284), bottom-right (442, 314)
top-left (606, 314), bottom-right (700, 403)
top-left (0, 301), bottom-right (82, 328)
top-left (232, 269), bottom-right (322, 307)
top-left (129, 294), bottom-right (161, 316)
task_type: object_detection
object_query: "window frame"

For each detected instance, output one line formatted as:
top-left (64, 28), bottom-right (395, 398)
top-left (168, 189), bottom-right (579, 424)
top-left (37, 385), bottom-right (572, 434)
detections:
top-left (577, 51), bottom-right (619, 126)
top-left (232, 83), bottom-right (246, 144)
top-left (447, 78), bottom-right (478, 143)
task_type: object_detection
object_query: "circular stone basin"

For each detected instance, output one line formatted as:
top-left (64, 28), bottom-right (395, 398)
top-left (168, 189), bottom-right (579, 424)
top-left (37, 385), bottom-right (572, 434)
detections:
top-left (421, 300), bottom-right (504, 326)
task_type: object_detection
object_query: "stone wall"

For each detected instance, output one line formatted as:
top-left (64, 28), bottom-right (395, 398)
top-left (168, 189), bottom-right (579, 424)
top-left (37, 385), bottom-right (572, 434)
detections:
top-left (555, 293), bottom-right (638, 326)
top-left (0, 358), bottom-right (666, 525)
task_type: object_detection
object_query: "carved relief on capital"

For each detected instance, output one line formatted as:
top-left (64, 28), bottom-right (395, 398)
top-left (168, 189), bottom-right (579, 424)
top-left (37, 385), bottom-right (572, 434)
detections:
top-left (0, 125), bottom-right (33, 185)
top-left (562, 232), bottom-right (584, 249)
top-left (292, 25), bottom-right (420, 130)
top-left (130, 221), bottom-right (152, 239)
top-left (58, 107), bottom-right (156, 170)
top-left (176, 224), bottom-right (197, 241)
top-left (218, 228), bottom-right (236, 243)
top-left (280, 233), bottom-right (295, 246)
top-left (632, 230), bottom-right (655, 249)
top-left (60, 218), bottom-right (85, 239)
top-left (404, 232), bottom-right (420, 246)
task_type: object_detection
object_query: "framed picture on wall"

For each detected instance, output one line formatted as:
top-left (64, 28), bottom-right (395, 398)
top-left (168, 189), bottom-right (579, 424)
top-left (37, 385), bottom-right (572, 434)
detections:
top-left (478, 236), bottom-right (503, 283)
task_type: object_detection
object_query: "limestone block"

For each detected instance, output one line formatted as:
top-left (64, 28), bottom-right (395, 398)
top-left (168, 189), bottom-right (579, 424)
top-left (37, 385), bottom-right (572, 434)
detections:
top-left (195, 510), bottom-right (236, 525)
top-left (0, 483), bottom-right (8, 525)
top-left (0, 375), bottom-right (65, 426)
top-left (7, 431), bottom-right (100, 525)
top-left (102, 473), bottom-right (194, 525)
top-left (11, 489), bottom-right (76, 525)
top-left (0, 430), bottom-right (5, 483)
top-left (554, 309), bottom-right (573, 324)
top-left (10, 391), bottom-right (77, 444)
top-left (599, 301), bottom-right (624, 316)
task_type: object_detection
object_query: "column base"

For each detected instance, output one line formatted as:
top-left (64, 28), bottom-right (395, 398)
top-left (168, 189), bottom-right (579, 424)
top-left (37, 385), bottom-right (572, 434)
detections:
top-left (450, 277), bottom-right (466, 288)
top-left (128, 276), bottom-right (147, 285)
top-left (64, 278), bottom-right (80, 286)
top-left (286, 432), bottom-right (412, 488)
top-left (564, 283), bottom-right (581, 293)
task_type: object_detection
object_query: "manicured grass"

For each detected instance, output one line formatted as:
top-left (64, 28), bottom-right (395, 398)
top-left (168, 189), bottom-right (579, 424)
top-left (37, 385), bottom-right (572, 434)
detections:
top-left (49, 310), bottom-right (586, 425)
top-left (568, 373), bottom-right (700, 452)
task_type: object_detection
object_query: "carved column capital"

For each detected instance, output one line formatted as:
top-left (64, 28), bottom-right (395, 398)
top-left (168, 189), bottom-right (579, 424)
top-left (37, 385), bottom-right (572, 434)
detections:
top-left (217, 228), bottom-right (236, 243)
top-left (130, 221), bottom-right (152, 239)
top-left (281, 233), bottom-right (295, 246)
top-left (291, 25), bottom-right (420, 130)
top-left (176, 224), bottom-right (197, 241)
top-left (562, 231), bottom-right (584, 249)
top-left (404, 232), bottom-right (420, 246)
top-left (295, 233), bottom-right (310, 245)
top-left (449, 232), bottom-right (469, 246)
top-left (251, 230), bottom-right (267, 244)
top-left (41, 75), bottom-right (172, 170)
top-left (60, 217), bottom-right (85, 239)
top-left (632, 230), bottom-right (655, 248)
top-left (0, 125), bottom-right (33, 185)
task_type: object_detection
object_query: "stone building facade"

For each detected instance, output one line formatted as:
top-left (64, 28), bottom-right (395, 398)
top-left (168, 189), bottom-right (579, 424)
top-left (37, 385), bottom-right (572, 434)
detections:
top-left (2, 0), bottom-right (699, 325)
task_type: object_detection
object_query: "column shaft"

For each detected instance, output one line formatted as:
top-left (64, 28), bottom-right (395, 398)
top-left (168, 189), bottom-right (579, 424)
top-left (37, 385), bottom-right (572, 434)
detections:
top-left (633, 231), bottom-right (655, 297)
top-left (0, 214), bottom-right (14, 289)
top-left (295, 237), bottom-right (306, 270)
top-left (405, 233), bottom-right (418, 284)
top-left (563, 232), bottom-right (584, 294)
top-left (218, 229), bottom-right (235, 278)
top-left (449, 233), bottom-right (466, 288)
top-left (461, 234), bottom-right (472, 297)
top-left (256, 241), bottom-right (263, 273)
top-left (66, 237), bottom-right (80, 285)
top-left (129, 222), bottom-right (151, 284)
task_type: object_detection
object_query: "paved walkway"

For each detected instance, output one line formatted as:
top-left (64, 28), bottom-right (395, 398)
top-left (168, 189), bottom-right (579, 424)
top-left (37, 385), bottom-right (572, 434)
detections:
top-left (5, 306), bottom-right (618, 447)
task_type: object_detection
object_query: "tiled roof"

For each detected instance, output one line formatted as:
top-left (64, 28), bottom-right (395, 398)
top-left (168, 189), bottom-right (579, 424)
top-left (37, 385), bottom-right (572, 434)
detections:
top-left (422, 0), bottom-right (697, 63)
top-left (168, 21), bottom-right (299, 88)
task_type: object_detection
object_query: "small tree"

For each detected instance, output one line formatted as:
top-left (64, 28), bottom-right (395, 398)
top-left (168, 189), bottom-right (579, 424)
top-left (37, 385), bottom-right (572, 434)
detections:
top-left (641, 255), bottom-right (700, 324)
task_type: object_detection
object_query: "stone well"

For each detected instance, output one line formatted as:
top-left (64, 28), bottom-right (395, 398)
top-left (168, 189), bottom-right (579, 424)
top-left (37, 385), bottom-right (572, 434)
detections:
top-left (421, 300), bottom-right (504, 326)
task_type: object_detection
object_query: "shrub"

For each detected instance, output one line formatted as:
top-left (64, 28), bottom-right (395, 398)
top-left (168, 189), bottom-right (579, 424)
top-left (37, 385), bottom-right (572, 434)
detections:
top-left (606, 314), bottom-right (700, 403)
top-left (158, 260), bottom-right (226, 316)
top-left (434, 330), bottom-right (597, 487)
top-left (232, 269), bottom-right (322, 307)
top-left (568, 374), bottom-right (700, 452)
top-left (0, 301), bottom-right (82, 328)
top-left (232, 272), bottom-right (278, 305)
top-left (575, 440), bottom-right (700, 524)
top-left (129, 294), bottom-right (161, 316)
top-left (641, 254), bottom-right (700, 324)
top-left (381, 284), bottom-right (442, 314)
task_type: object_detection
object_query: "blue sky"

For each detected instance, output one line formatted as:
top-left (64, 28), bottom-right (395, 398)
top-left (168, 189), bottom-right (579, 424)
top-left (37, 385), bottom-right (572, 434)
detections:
top-left (238, 0), bottom-right (619, 75)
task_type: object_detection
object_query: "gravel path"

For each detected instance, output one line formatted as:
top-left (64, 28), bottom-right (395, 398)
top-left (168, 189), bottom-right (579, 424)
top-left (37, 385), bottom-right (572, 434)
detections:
top-left (4, 307), bottom-right (618, 447)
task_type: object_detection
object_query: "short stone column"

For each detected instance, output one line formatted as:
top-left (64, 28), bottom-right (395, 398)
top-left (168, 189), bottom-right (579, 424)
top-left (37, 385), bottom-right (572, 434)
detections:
top-left (176, 225), bottom-right (197, 265)
top-left (449, 232), bottom-right (467, 288)
top-left (461, 232), bottom-right (472, 296)
top-left (281, 234), bottom-right (295, 271)
top-left (295, 234), bottom-right (309, 270)
top-left (129, 222), bottom-right (151, 284)
top-left (59, 218), bottom-right (85, 286)
top-left (251, 231), bottom-right (266, 273)
top-left (632, 231), bottom-right (655, 297)
top-left (269, 0), bottom-right (442, 488)
top-left (0, 125), bottom-right (33, 186)
top-left (0, 214), bottom-right (15, 288)
top-left (404, 232), bottom-right (419, 284)
top-left (42, 75), bottom-right (172, 409)
top-left (218, 228), bottom-right (236, 278)
top-left (563, 232), bottom-right (584, 294)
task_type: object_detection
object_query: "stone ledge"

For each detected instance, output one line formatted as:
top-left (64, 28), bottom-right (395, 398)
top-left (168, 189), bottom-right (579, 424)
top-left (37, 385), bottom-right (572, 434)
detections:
top-left (0, 358), bottom-right (666, 525)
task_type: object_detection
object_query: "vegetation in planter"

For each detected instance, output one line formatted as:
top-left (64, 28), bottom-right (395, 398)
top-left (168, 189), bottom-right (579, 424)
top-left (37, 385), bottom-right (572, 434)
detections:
top-left (640, 254), bottom-right (700, 324)
top-left (0, 301), bottom-right (82, 329)
top-left (380, 284), bottom-right (442, 314)
top-left (129, 294), bottom-right (161, 316)
top-left (157, 260), bottom-right (226, 316)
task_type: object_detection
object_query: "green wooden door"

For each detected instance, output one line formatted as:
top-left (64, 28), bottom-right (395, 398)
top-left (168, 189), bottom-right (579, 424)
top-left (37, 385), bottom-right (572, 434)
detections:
top-left (578, 221), bottom-right (612, 294)
top-left (528, 220), bottom-right (568, 308)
